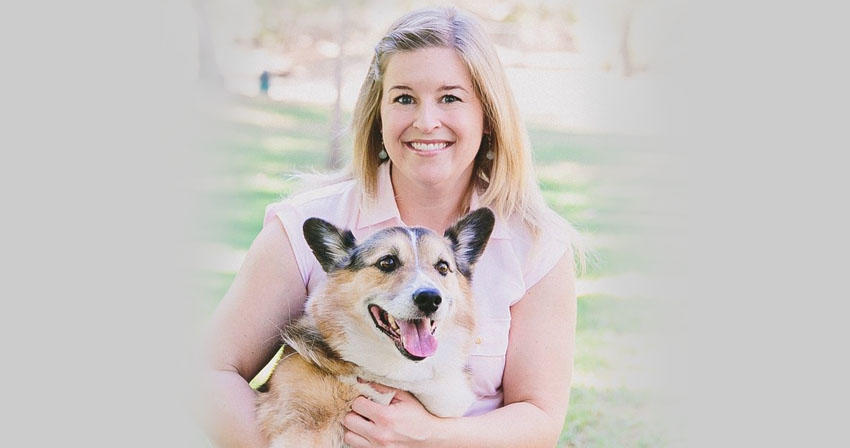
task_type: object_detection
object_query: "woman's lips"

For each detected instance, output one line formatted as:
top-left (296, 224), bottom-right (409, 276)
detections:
top-left (404, 141), bottom-right (454, 154)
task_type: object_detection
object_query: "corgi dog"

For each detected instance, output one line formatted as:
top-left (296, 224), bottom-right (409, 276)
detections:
top-left (256, 208), bottom-right (495, 447)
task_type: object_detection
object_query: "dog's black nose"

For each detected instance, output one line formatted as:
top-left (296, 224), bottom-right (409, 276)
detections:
top-left (413, 288), bottom-right (442, 314)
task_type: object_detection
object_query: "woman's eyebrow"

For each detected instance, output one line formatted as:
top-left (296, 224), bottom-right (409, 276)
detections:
top-left (387, 85), bottom-right (469, 93)
top-left (440, 85), bottom-right (468, 93)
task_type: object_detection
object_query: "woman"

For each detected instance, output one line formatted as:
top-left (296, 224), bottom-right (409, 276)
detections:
top-left (203, 7), bottom-right (578, 447)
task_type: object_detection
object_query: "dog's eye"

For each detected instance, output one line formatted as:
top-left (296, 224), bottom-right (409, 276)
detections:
top-left (435, 260), bottom-right (450, 276)
top-left (376, 255), bottom-right (399, 272)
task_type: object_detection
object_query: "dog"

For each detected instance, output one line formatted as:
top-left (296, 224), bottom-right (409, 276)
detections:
top-left (256, 207), bottom-right (495, 447)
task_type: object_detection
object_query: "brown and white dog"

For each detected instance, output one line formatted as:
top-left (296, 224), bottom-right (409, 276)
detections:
top-left (256, 208), bottom-right (495, 447)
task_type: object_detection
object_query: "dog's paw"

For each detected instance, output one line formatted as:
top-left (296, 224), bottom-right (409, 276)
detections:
top-left (340, 375), bottom-right (396, 406)
top-left (357, 382), bottom-right (395, 406)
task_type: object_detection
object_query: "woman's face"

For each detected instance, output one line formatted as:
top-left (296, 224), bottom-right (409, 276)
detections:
top-left (380, 47), bottom-right (485, 191)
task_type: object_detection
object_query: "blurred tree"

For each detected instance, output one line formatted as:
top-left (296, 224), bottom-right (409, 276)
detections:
top-left (327, 2), bottom-right (348, 169)
top-left (619, 0), bottom-right (648, 76)
top-left (194, 0), bottom-right (224, 85)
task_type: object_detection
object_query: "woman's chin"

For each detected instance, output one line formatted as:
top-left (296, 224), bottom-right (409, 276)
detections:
top-left (391, 153), bottom-right (476, 191)
top-left (395, 160), bottom-right (446, 182)
top-left (412, 172), bottom-right (453, 188)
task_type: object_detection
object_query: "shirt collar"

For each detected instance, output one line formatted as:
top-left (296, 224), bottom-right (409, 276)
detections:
top-left (357, 161), bottom-right (509, 240)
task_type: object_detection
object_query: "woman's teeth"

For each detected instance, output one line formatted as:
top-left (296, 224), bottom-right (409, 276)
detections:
top-left (409, 142), bottom-right (449, 151)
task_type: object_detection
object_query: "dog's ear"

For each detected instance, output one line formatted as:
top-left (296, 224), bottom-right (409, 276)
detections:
top-left (303, 218), bottom-right (357, 273)
top-left (444, 207), bottom-right (495, 278)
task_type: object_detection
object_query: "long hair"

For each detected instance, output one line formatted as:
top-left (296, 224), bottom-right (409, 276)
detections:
top-left (351, 7), bottom-right (583, 263)
top-left (293, 7), bottom-right (584, 269)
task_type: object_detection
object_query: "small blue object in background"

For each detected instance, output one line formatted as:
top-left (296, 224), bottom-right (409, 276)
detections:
top-left (259, 71), bottom-right (270, 96)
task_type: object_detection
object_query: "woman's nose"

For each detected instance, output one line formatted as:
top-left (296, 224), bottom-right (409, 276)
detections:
top-left (413, 102), bottom-right (441, 133)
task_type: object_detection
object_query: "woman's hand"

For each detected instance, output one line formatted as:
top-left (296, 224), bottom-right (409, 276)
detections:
top-left (342, 382), bottom-right (441, 448)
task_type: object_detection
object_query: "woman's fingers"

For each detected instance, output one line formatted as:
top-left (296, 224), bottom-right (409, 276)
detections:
top-left (350, 395), bottom-right (387, 423)
top-left (343, 428), bottom-right (371, 448)
top-left (342, 409), bottom-right (375, 434)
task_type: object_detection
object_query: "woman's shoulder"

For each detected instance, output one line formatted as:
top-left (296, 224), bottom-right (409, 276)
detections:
top-left (501, 207), bottom-right (571, 247)
top-left (262, 175), bottom-right (361, 287)
top-left (500, 208), bottom-right (576, 290)
top-left (264, 176), bottom-right (360, 227)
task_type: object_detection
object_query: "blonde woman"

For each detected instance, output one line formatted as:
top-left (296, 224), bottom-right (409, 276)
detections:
top-left (203, 7), bottom-right (578, 447)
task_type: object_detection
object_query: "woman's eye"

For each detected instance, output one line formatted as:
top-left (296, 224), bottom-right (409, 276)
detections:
top-left (435, 261), bottom-right (450, 276)
top-left (392, 94), bottom-right (414, 105)
top-left (441, 95), bottom-right (461, 104)
top-left (377, 255), bottom-right (399, 272)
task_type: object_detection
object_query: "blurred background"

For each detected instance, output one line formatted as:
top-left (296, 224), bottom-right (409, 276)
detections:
top-left (7, 1), bottom-right (847, 447)
top-left (185, 0), bottom-right (688, 446)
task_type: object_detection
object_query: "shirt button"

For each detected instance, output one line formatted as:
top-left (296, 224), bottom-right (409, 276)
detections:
top-left (475, 336), bottom-right (483, 344)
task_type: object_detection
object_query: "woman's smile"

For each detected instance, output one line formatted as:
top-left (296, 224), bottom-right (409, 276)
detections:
top-left (404, 140), bottom-right (455, 155)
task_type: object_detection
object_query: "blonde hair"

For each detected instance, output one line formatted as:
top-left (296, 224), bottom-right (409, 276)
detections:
top-left (351, 7), bottom-right (582, 259)
top-left (292, 7), bottom-right (584, 269)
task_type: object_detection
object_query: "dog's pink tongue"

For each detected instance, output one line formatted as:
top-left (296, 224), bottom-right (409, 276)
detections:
top-left (398, 319), bottom-right (437, 358)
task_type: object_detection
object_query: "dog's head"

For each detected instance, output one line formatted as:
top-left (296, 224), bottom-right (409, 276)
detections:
top-left (302, 208), bottom-right (494, 365)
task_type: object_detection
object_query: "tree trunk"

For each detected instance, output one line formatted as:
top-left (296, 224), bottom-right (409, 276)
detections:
top-left (193, 0), bottom-right (223, 85)
top-left (327, 3), bottom-right (348, 169)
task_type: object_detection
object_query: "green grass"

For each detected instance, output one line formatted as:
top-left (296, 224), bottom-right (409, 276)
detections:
top-left (560, 386), bottom-right (669, 448)
top-left (198, 95), bottom-right (670, 446)
top-left (560, 293), bottom-right (673, 447)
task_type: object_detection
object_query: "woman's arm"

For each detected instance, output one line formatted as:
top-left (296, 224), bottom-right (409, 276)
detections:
top-left (201, 219), bottom-right (308, 448)
top-left (342, 252), bottom-right (577, 447)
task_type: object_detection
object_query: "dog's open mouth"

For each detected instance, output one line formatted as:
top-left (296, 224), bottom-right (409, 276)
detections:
top-left (368, 304), bottom-right (438, 361)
